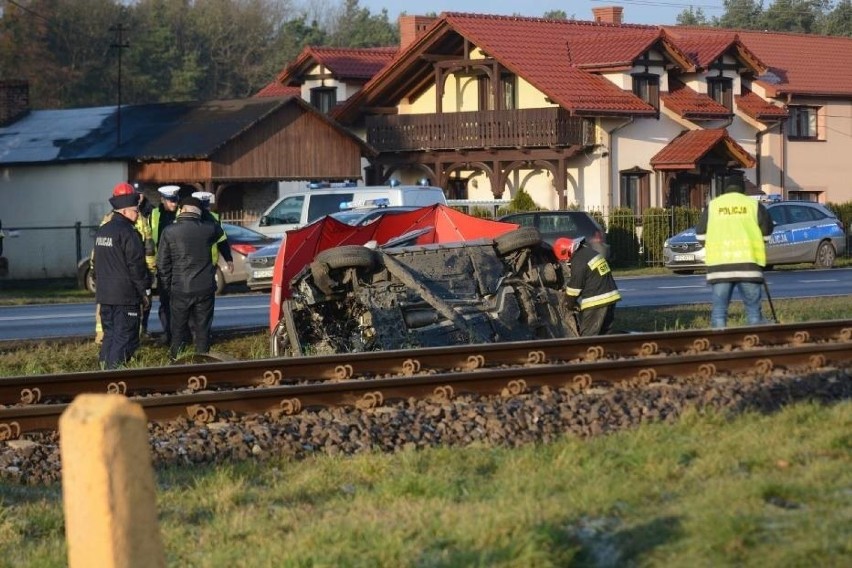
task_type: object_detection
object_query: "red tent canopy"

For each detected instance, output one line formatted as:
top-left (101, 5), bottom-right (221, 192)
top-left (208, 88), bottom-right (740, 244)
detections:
top-left (269, 204), bottom-right (519, 329)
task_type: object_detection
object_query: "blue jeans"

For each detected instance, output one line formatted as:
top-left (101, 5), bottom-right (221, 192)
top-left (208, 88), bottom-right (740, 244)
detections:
top-left (711, 281), bottom-right (763, 329)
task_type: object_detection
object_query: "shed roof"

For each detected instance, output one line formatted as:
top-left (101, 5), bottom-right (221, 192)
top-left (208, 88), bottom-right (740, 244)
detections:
top-left (0, 96), bottom-right (366, 166)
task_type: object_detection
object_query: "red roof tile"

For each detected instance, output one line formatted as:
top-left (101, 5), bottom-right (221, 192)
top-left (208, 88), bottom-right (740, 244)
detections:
top-left (442, 13), bottom-right (655, 115)
top-left (253, 82), bottom-right (301, 98)
top-left (735, 89), bottom-right (788, 122)
top-left (278, 46), bottom-right (398, 84)
top-left (666, 27), bottom-right (852, 97)
top-left (650, 128), bottom-right (755, 170)
top-left (662, 80), bottom-right (731, 120)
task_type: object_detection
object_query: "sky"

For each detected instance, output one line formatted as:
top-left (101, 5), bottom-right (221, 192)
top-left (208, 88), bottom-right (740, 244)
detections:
top-left (359, 0), bottom-right (725, 27)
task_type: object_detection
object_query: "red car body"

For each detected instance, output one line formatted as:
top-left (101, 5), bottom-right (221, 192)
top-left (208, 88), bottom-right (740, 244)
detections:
top-left (269, 204), bottom-right (519, 330)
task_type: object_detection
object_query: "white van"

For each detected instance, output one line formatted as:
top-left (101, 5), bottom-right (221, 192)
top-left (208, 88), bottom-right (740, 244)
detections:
top-left (251, 184), bottom-right (447, 237)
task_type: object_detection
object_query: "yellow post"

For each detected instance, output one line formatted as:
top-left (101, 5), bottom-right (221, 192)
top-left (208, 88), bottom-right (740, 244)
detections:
top-left (60, 394), bottom-right (165, 568)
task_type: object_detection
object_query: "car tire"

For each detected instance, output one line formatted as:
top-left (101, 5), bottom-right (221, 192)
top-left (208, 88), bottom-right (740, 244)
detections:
top-left (315, 245), bottom-right (376, 270)
top-left (814, 241), bottom-right (836, 268)
top-left (78, 263), bottom-right (97, 294)
top-left (495, 227), bottom-right (541, 255)
top-left (214, 267), bottom-right (226, 295)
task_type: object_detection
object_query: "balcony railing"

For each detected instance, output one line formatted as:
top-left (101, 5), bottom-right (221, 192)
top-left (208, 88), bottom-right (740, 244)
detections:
top-left (366, 108), bottom-right (593, 152)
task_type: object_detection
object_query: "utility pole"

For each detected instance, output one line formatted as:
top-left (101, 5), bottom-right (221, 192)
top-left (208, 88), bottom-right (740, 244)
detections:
top-left (109, 23), bottom-right (130, 147)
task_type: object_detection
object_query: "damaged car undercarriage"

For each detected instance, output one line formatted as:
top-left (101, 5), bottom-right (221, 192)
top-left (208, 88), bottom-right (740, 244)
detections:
top-left (271, 227), bottom-right (579, 357)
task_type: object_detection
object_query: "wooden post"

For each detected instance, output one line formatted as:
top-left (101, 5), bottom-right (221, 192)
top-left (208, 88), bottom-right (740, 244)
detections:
top-left (60, 394), bottom-right (165, 568)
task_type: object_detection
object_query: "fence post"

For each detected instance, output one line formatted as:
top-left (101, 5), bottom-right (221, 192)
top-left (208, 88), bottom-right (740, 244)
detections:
top-left (75, 221), bottom-right (82, 262)
top-left (60, 394), bottom-right (165, 568)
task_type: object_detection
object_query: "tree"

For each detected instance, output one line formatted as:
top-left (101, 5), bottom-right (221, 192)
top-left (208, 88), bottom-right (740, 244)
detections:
top-left (759, 0), bottom-right (829, 33)
top-left (820, 0), bottom-right (852, 35)
top-left (714, 0), bottom-right (765, 29)
top-left (326, 0), bottom-right (398, 47)
top-left (677, 7), bottom-right (709, 26)
top-left (543, 10), bottom-right (571, 20)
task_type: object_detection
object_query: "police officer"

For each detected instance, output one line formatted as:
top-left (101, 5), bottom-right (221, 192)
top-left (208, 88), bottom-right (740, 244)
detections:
top-left (555, 237), bottom-right (621, 336)
top-left (93, 185), bottom-right (151, 369)
top-left (695, 183), bottom-right (774, 328)
top-left (93, 183), bottom-right (156, 344)
top-left (192, 191), bottom-right (234, 275)
top-left (157, 196), bottom-right (227, 360)
top-left (151, 185), bottom-right (181, 345)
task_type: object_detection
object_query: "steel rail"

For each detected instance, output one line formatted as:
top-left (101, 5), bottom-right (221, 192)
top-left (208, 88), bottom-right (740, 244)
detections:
top-left (0, 320), bottom-right (849, 407)
top-left (1, 337), bottom-right (849, 440)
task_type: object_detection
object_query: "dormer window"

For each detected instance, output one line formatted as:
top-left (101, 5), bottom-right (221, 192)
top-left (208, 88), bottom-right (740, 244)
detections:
top-left (310, 87), bottom-right (337, 114)
top-left (632, 73), bottom-right (659, 110)
top-left (708, 77), bottom-right (733, 110)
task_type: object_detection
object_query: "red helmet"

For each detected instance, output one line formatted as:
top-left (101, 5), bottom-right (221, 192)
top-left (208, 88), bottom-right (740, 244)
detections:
top-left (553, 237), bottom-right (575, 261)
top-left (112, 182), bottom-right (136, 197)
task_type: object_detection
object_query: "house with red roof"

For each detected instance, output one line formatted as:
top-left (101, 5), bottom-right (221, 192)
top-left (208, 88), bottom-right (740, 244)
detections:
top-left (298, 8), bottom-right (852, 211)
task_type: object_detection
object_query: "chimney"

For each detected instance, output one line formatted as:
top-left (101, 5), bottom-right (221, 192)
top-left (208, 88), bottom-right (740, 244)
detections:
top-left (592, 6), bottom-right (624, 25)
top-left (0, 80), bottom-right (30, 127)
top-left (399, 15), bottom-right (437, 50)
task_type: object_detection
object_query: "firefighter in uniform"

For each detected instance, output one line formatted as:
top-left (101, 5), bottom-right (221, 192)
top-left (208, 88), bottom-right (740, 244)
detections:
top-left (555, 237), bottom-right (621, 336)
top-left (93, 183), bottom-right (156, 343)
top-left (157, 196), bottom-right (227, 360)
top-left (695, 183), bottom-right (774, 328)
top-left (93, 186), bottom-right (151, 369)
top-left (150, 185), bottom-right (181, 345)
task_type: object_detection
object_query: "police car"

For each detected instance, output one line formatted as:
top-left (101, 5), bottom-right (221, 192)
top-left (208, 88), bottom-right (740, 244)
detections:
top-left (663, 201), bottom-right (847, 273)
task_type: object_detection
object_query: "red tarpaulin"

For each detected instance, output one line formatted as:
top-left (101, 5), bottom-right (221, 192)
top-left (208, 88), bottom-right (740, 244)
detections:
top-left (269, 204), bottom-right (519, 330)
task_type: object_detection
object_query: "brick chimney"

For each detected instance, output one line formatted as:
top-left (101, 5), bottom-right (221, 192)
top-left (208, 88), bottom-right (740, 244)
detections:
top-left (399, 15), bottom-right (437, 50)
top-left (0, 80), bottom-right (30, 127)
top-left (592, 6), bottom-right (624, 25)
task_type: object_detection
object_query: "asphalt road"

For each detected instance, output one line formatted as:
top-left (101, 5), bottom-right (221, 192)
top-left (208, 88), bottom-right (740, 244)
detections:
top-left (0, 268), bottom-right (850, 341)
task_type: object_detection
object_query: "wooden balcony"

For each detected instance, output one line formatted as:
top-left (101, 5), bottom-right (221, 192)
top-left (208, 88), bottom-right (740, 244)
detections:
top-left (365, 108), bottom-right (593, 152)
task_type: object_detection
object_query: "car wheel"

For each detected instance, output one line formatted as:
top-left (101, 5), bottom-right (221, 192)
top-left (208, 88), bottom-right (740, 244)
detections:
top-left (315, 245), bottom-right (376, 270)
top-left (78, 264), bottom-right (97, 294)
top-left (214, 267), bottom-right (226, 295)
top-left (495, 227), bottom-right (541, 255)
top-left (672, 270), bottom-right (694, 275)
top-left (814, 241), bottom-right (836, 268)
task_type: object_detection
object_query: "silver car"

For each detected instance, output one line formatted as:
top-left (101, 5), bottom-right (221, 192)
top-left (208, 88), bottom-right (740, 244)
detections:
top-left (663, 201), bottom-right (847, 273)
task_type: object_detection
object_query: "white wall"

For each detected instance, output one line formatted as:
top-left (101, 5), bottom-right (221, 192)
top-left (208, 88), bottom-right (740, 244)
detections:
top-left (0, 162), bottom-right (127, 279)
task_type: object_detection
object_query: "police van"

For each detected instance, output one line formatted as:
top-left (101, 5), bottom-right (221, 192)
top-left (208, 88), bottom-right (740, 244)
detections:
top-left (250, 181), bottom-right (447, 238)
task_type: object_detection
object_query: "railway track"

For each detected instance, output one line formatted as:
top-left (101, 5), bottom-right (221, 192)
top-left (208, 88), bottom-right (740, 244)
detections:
top-left (1, 320), bottom-right (850, 441)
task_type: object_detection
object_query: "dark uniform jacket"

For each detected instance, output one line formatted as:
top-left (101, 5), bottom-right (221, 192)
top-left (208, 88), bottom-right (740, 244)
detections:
top-left (157, 211), bottom-right (225, 295)
top-left (93, 212), bottom-right (150, 305)
top-left (564, 243), bottom-right (621, 310)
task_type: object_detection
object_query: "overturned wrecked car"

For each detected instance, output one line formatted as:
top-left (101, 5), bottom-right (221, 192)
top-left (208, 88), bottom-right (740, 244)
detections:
top-left (268, 205), bottom-right (579, 356)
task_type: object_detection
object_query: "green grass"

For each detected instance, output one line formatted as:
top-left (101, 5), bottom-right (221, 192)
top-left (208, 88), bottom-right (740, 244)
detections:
top-left (0, 289), bottom-right (849, 566)
top-left (0, 402), bottom-right (849, 566)
top-left (1, 296), bottom-right (849, 376)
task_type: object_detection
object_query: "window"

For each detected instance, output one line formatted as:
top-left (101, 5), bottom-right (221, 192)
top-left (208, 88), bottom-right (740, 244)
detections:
top-left (788, 106), bottom-right (819, 139)
top-left (310, 87), bottom-right (337, 114)
top-left (707, 77), bottom-right (733, 110)
top-left (787, 190), bottom-right (821, 202)
top-left (501, 75), bottom-right (516, 110)
top-left (632, 74), bottom-right (659, 110)
top-left (620, 171), bottom-right (650, 214)
top-left (478, 74), bottom-right (516, 110)
top-left (477, 76), bottom-right (492, 111)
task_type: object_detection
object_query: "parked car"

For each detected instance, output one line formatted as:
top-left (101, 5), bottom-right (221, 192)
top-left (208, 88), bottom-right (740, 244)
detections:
top-left (78, 222), bottom-right (278, 294)
top-left (250, 183), bottom-right (447, 238)
top-left (246, 206), bottom-right (426, 291)
top-left (497, 211), bottom-right (609, 258)
top-left (663, 201), bottom-right (847, 273)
